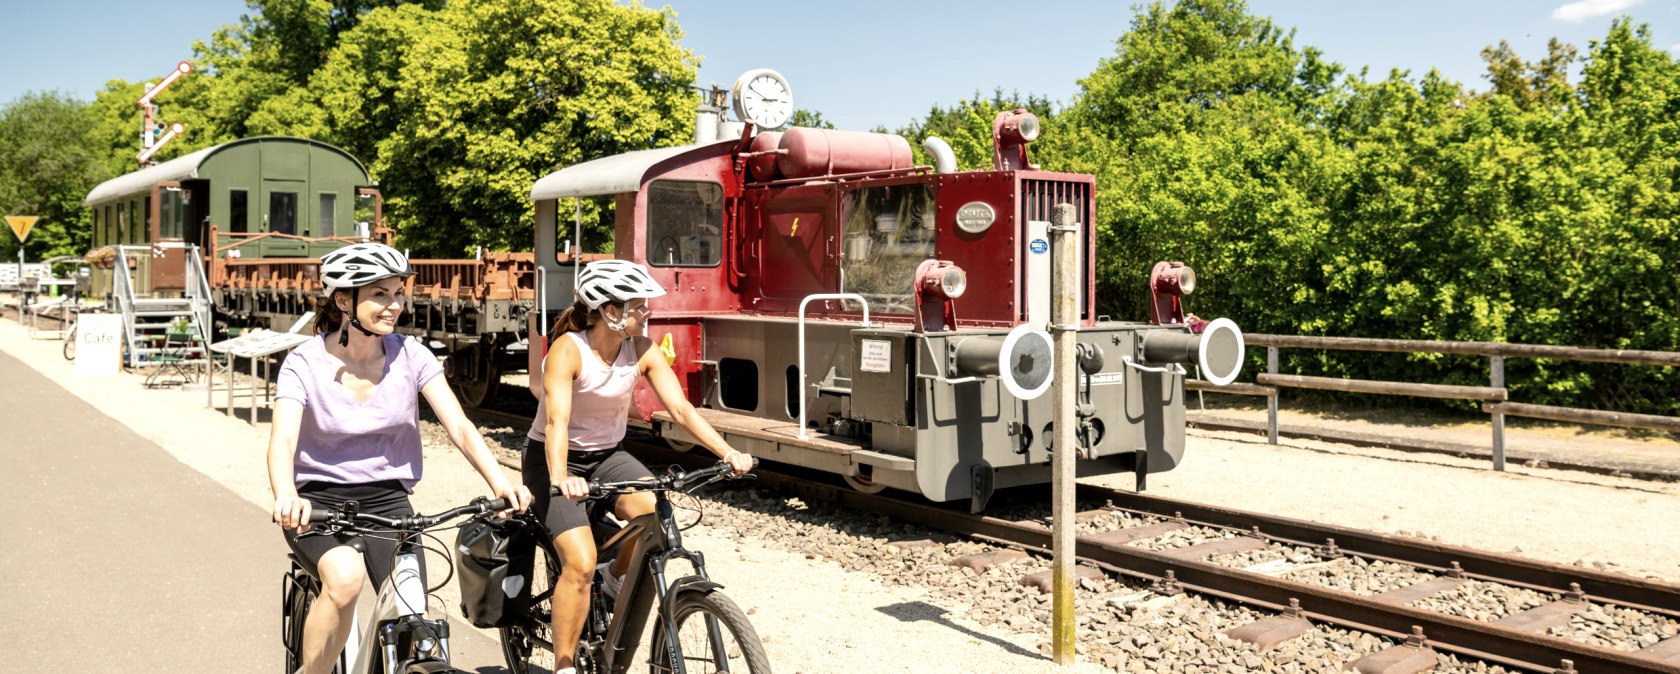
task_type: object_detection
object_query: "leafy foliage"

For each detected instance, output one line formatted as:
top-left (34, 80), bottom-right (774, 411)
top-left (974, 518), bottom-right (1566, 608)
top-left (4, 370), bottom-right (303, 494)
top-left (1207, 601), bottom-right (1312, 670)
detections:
top-left (0, 92), bottom-right (110, 260)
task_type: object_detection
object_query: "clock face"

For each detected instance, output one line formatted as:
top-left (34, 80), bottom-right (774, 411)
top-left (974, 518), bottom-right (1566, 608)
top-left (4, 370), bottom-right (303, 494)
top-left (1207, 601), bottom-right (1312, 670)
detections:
top-left (732, 69), bottom-right (793, 129)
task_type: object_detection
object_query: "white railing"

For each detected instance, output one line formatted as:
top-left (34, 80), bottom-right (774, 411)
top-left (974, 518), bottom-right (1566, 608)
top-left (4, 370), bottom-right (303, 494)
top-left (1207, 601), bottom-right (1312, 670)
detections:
top-left (111, 246), bottom-right (140, 367)
top-left (796, 293), bottom-right (871, 440)
top-left (184, 244), bottom-right (213, 342)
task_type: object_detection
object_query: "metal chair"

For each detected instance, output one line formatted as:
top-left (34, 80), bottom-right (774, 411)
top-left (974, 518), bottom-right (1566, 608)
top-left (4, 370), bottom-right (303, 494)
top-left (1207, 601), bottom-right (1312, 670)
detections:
top-left (143, 326), bottom-right (201, 388)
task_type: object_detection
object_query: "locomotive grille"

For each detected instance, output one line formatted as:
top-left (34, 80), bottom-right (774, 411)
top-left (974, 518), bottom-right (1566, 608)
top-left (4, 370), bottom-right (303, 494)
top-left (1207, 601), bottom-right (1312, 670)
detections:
top-left (1021, 179), bottom-right (1093, 319)
top-left (1021, 179), bottom-right (1091, 228)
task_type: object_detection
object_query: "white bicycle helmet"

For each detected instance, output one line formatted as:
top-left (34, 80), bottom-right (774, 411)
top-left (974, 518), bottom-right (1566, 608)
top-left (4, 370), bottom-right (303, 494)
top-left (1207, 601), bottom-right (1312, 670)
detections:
top-left (575, 259), bottom-right (666, 310)
top-left (320, 243), bottom-right (415, 291)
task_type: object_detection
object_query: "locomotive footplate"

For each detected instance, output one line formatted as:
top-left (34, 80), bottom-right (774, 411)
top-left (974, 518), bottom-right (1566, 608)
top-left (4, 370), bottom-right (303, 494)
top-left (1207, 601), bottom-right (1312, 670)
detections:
top-left (648, 407), bottom-right (917, 492)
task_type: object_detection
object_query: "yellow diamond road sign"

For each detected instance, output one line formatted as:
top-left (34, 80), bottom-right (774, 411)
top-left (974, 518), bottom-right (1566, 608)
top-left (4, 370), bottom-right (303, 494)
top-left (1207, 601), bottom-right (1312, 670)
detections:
top-left (5, 215), bottom-right (39, 243)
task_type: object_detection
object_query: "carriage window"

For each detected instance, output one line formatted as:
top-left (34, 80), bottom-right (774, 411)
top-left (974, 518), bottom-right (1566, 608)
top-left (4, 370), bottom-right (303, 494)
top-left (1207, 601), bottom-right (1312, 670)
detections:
top-left (129, 200), bottom-right (142, 244)
top-left (318, 193), bottom-right (337, 237)
top-left (160, 187), bottom-right (188, 239)
top-left (269, 192), bottom-right (297, 235)
top-left (840, 184), bottom-right (936, 314)
top-left (230, 190), bottom-right (248, 234)
top-left (646, 180), bottom-right (722, 267)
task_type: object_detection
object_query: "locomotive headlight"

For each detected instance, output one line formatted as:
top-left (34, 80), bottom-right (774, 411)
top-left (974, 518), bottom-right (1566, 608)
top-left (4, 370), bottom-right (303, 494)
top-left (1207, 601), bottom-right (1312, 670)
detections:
top-left (918, 261), bottom-right (967, 299)
top-left (1151, 261), bottom-right (1196, 296)
top-left (999, 111), bottom-right (1040, 144)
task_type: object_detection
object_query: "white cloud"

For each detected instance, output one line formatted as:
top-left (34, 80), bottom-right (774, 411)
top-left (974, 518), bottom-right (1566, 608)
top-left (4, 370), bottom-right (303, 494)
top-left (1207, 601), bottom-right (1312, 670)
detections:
top-left (1671, 43), bottom-right (1680, 54)
top-left (1552, 0), bottom-right (1644, 22)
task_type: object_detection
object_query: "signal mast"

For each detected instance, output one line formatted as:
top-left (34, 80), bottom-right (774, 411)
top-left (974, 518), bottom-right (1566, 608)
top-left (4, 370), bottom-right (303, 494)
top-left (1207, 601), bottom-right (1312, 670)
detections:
top-left (136, 61), bottom-right (192, 166)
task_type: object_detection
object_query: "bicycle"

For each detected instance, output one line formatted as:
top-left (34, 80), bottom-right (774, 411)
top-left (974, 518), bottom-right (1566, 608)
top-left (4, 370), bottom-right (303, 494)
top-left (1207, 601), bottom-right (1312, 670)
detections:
top-left (499, 460), bottom-right (772, 674)
top-left (281, 495), bottom-right (513, 674)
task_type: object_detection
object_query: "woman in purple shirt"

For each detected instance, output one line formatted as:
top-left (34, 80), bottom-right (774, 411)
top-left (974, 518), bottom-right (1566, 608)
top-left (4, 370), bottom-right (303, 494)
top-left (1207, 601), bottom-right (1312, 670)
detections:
top-left (267, 243), bottom-right (531, 674)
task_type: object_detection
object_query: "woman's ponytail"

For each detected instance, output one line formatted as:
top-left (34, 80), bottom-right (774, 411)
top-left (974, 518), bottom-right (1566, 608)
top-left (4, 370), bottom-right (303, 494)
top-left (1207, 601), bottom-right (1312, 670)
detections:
top-left (550, 300), bottom-right (595, 335)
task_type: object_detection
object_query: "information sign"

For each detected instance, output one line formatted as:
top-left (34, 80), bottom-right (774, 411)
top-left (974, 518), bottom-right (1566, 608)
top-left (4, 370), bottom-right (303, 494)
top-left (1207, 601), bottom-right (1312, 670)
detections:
top-left (5, 215), bottom-right (38, 243)
top-left (74, 313), bottom-right (124, 376)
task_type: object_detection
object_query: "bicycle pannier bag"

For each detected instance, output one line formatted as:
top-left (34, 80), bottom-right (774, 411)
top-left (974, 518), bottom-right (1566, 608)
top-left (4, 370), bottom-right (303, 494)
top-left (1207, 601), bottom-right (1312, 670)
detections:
top-left (455, 517), bottom-right (535, 628)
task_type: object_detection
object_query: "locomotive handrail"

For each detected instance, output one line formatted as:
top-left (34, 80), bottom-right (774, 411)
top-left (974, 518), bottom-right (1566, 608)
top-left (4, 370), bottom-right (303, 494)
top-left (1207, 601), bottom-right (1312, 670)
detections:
top-left (796, 293), bottom-right (871, 440)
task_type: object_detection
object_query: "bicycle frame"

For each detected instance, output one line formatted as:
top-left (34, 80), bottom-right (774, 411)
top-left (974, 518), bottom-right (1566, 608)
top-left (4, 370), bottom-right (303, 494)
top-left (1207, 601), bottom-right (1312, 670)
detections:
top-left (285, 533), bottom-right (453, 674)
top-left (598, 496), bottom-right (723, 674)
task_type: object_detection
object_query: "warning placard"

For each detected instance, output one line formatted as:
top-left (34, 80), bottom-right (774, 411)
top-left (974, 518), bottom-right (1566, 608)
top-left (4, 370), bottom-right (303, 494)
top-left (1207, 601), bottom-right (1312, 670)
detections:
top-left (5, 215), bottom-right (39, 243)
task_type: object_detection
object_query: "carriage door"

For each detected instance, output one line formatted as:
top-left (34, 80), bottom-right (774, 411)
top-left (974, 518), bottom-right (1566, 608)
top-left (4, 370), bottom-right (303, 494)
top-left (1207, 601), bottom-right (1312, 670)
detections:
top-left (149, 181), bottom-right (187, 291)
top-left (260, 141), bottom-right (309, 241)
top-left (756, 184), bottom-right (837, 301)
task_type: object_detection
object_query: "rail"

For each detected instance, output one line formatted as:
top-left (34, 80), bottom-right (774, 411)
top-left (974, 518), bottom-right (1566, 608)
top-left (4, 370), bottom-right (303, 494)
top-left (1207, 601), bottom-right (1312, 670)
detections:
top-left (795, 293), bottom-right (871, 440)
top-left (1190, 333), bottom-right (1680, 470)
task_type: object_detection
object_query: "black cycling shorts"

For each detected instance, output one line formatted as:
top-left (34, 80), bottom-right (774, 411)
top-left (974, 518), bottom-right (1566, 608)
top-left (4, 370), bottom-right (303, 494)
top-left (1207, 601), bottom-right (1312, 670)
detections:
top-left (283, 480), bottom-right (423, 589)
top-left (522, 438), bottom-right (654, 535)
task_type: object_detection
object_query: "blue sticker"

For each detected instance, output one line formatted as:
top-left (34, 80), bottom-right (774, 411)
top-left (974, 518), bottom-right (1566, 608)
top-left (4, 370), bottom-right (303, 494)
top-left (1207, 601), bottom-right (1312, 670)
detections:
top-left (1029, 239), bottom-right (1049, 254)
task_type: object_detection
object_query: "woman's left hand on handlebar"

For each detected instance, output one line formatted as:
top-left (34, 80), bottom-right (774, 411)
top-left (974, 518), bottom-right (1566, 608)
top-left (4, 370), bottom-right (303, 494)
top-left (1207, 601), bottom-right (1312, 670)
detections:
top-left (723, 450), bottom-right (754, 475)
top-left (496, 484), bottom-right (534, 516)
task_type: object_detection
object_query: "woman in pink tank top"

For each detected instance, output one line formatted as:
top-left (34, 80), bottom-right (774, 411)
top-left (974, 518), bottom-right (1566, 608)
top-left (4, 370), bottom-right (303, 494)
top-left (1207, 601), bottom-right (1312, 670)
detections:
top-left (523, 260), bottom-right (752, 674)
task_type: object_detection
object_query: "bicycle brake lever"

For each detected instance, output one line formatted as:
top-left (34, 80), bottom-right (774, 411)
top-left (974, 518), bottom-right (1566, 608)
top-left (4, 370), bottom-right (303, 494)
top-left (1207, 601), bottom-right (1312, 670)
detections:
top-left (297, 524), bottom-right (337, 539)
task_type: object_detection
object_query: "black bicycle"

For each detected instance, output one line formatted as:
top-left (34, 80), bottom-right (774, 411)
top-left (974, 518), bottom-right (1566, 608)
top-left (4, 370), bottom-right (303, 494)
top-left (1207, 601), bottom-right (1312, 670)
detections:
top-left (499, 460), bottom-right (771, 674)
top-left (281, 495), bottom-right (512, 674)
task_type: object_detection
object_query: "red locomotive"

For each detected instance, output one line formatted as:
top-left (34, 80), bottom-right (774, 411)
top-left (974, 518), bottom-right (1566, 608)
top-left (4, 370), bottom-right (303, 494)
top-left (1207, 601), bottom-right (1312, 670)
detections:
top-left (527, 70), bottom-right (1244, 511)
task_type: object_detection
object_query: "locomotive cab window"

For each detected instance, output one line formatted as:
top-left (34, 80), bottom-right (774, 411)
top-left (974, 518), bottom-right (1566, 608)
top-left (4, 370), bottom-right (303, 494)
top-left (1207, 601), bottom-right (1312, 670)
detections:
top-left (840, 184), bottom-right (936, 314)
top-left (646, 180), bottom-right (722, 267)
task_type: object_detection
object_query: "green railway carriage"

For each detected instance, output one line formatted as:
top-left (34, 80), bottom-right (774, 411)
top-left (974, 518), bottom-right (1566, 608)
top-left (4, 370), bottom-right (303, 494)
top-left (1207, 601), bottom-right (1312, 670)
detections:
top-left (82, 136), bottom-right (381, 294)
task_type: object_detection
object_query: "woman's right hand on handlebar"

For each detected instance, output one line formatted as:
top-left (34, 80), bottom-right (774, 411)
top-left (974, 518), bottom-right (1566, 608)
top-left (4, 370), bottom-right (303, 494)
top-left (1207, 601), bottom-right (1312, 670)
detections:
top-left (273, 494), bottom-right (312, 534)
top-left (555, 475), bottom-right (590, 501)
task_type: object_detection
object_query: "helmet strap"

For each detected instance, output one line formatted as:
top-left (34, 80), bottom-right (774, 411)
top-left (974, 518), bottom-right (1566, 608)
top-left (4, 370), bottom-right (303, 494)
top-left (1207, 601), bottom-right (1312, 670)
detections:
top-left (603, 305), bottom-right (629, 336)
top-left (338, 287), bottom-right (378, 347)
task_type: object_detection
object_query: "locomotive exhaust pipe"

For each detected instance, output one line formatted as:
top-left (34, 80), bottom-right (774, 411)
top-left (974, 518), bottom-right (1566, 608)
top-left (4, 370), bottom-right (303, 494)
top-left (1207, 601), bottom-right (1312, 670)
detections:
top-left (1138, 317), bottom-right (1245, 386)
top-left (951, 323), bottom-right (1055, 400)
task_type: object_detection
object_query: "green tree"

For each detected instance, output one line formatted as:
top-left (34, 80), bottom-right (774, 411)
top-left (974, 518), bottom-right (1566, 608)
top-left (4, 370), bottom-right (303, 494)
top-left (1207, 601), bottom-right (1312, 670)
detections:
top-left (1062, 0), bottom-right (1343, 324)
top-left (0, 92), bottom-right (111, 261)
top-left (785, 108), bottom-right (834, 130)
top-left (355, 0), bottom-right (700, 255)
top-left (892, 90), bottom-right (1057, 171)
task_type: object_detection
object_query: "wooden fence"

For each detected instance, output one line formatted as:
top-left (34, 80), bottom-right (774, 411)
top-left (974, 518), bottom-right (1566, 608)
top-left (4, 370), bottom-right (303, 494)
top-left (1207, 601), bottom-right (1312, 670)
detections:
top-left (1184, 334), bottom-right (1680, 470)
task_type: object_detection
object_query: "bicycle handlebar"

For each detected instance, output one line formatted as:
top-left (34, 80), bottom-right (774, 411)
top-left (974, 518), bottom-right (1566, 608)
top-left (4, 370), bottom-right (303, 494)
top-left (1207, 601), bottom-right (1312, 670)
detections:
top-left (306, 496), bottom-right (513, 530)
top-left (566, 459), bottom-right (756, 500)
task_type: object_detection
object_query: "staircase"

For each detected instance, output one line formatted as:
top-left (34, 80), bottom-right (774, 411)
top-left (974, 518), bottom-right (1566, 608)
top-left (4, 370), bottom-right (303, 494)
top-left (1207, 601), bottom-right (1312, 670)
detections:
top-left (112, 245), bottom-right (212, 372)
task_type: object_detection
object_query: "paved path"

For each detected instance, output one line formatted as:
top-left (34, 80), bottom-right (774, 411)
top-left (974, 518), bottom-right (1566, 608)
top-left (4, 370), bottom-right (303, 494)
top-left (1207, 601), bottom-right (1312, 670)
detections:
top-left (0, 350), bottom-right (508, 673)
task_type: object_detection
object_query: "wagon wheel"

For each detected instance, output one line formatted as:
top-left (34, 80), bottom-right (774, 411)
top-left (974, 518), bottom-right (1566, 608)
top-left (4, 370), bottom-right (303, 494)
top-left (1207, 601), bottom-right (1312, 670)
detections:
top-left (449, 346), bottom-right (501, 409)
top-left (842, 472), bottom-right (889, 494)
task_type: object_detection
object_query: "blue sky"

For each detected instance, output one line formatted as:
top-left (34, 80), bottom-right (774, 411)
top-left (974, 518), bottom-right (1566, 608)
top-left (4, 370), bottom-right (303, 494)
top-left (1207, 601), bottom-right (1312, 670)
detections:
top-left (2, 0), bottom-right (1675, 132)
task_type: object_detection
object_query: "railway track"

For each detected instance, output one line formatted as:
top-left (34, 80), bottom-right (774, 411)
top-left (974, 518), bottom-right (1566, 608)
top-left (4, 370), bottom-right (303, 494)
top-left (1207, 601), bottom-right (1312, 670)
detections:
top-left (480, 409), bottom-right (1680, 672)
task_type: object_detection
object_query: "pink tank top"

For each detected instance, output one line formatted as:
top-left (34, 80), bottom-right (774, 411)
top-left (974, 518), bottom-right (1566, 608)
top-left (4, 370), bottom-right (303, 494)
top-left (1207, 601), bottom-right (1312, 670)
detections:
top-left (527, 331), bottom-right (639, 451)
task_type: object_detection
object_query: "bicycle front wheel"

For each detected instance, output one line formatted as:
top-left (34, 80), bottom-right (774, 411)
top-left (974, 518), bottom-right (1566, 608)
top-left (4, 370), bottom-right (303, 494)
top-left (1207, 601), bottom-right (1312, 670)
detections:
top-left (648, 590), bottom-right (771, 674)
top-left (61, 323), bottom-right (75, 360)
top-left (502, 539), bottom-right (560, 674)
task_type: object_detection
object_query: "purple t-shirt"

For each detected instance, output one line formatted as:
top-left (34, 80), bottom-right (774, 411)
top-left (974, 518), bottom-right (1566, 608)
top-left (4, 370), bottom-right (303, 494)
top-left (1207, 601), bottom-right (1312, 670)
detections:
top-left (276, 333), bottom-right (444, 492)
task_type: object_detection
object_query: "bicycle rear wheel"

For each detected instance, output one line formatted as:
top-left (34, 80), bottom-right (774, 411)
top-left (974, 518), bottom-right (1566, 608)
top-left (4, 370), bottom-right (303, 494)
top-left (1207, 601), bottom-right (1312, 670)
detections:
top-left (281, 568), bottom-right (317, 674)
top-left (502, 539), bottom-right (561, 674)
top-left (649, 590), bottom-right (771, 674)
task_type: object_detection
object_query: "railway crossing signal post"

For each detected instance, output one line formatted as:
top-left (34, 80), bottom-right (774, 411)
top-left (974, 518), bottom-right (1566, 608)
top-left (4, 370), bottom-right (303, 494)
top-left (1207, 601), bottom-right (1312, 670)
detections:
top-left (136, 62), bottom-right (192, 166)
top-left (7, 215), bottom-right (39, 288)
top-left (1049, 202), bottom-right (1080, 664)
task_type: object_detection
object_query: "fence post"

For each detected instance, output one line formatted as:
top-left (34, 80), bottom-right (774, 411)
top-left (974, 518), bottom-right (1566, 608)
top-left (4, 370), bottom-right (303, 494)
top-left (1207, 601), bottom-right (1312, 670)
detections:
top-left (1490, 355), bottom-right (1505, 471)
top-left (1267, 346), bottom-right (1279, 444)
